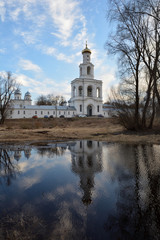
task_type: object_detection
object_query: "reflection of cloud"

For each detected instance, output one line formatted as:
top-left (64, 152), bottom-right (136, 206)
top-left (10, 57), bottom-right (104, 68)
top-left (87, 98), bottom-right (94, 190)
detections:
top-left (19, 149), bottom-right (71, 173)
top-left (43, 184), bottom-right (87, 240)
top-left (18, 175), bottom-right (41, 189)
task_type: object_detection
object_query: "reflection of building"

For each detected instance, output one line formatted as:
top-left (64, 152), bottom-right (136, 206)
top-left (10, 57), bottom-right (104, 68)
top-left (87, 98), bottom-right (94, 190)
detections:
top-left (14, 150), bottom-right (22, 161)
top-left (24, 149), bottom-right (31, 159)
top-left (70, 140), bottom-right (102, 205)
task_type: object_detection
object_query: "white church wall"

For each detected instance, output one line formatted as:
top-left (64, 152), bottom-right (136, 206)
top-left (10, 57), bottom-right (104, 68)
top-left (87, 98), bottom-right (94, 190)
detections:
top-left (10, 106), bottom-right (76, 119)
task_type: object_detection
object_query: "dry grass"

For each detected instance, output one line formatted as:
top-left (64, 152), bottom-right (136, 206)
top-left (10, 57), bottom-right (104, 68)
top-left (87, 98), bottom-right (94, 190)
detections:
top-left (1, 117), bottom-right (160, 144)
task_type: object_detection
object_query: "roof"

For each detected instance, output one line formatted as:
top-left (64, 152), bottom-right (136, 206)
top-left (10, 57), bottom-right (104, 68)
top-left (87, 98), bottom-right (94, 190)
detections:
top-left (12, 105), bottom-right (76, 111)
top-left (25, 91), bottom-right (31, 96)
top-left (14, 89), bottom-right (21, 95)
top-left (82, 42), bottom-right (91, 54)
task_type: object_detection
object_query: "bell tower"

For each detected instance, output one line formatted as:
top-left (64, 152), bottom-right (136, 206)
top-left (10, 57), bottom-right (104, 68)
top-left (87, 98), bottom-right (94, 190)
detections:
top-left (70, 42), bottom-right (103, 116)
top-left (79, 42), bottom-right (94, 79)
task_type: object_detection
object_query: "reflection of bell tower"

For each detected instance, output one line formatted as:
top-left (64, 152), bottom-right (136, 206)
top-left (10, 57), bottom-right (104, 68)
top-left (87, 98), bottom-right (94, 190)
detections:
top-left (70, 140), bottom-right (102, 206)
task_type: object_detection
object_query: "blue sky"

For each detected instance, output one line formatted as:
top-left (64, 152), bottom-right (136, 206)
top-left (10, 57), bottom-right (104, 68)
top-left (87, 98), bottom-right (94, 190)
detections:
top-left (0, 0), bottom-right (117, 103)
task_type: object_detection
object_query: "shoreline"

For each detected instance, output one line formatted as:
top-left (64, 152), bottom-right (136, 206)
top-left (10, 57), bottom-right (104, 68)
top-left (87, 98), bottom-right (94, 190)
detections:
top-left (0, 118), bottom-right (160, 145)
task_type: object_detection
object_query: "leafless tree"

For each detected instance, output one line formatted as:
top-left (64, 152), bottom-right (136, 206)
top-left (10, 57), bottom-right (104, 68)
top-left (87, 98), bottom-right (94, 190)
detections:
top-left (0, 72), bottom-right (18, 124)
top-left (36, 94), bottom-right (66, 106)
top-left (106, 0), bottom-right (160, 130)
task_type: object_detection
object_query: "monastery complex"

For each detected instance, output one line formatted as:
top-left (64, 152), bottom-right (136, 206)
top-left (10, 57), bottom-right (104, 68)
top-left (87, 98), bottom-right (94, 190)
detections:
top-left (10, 44), bottom-right (111, 119)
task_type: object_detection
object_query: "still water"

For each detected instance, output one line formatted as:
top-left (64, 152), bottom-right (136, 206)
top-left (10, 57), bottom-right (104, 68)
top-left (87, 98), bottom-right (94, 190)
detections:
top-left (0, 140), bottom-right (160, 240)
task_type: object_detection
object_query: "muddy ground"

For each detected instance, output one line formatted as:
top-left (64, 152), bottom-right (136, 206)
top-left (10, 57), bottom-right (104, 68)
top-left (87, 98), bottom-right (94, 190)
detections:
top-left (0, 117), bottom-right (160, 145)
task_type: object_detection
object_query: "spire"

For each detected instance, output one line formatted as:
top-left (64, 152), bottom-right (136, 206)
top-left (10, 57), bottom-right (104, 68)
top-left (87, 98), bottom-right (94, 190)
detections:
top-left (82, 41), bottom-right (91, 54)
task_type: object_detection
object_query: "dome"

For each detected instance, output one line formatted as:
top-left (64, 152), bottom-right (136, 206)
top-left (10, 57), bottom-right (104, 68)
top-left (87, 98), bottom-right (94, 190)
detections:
top-left (15, 89), bottom-right (21, 95)
top-left (82, 42), bottom-right (91, 54)
top-left (25, 91), bottom-right (31, 96)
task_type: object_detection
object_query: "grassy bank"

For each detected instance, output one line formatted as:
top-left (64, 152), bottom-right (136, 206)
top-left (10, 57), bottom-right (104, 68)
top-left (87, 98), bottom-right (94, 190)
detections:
top-left (0, 117), bottom-right (160, 144)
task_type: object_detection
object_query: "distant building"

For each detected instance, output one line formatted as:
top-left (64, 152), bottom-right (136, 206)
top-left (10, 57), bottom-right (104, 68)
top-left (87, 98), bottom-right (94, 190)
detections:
top-left (9, 44), bottom-right (111, 119)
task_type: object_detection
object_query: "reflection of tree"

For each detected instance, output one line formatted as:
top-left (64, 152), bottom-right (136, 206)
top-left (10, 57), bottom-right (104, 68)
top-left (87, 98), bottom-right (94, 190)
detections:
top-left (104, 145), bottom-right (160, 240)
top-left (0, 204), bottom-right (45, 240)
top-left (0, 149), bottom-right (20, 186)
top-left (37, 145), bottom-right (67, 158)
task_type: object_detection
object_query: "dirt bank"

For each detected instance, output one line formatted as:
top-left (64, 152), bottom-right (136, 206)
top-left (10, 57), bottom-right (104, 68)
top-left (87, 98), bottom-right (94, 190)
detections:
top-left (1, 117), bottom-right (160, 144)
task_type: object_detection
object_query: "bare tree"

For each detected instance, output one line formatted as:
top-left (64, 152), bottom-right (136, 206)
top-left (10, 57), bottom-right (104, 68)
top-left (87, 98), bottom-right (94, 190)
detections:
top-left (36, 95), bottom-right (50, 105)
top-left (106, 0), bottom-right (160, 130)
top-left (0, 72), bottom-right (18, 124)
top-left (36, 94), bottom-right (66, 106)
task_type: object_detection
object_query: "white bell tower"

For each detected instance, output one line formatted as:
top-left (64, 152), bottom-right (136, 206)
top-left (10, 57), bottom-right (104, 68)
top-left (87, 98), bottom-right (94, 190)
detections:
top-left (70, 43), bottom-right (103, 116)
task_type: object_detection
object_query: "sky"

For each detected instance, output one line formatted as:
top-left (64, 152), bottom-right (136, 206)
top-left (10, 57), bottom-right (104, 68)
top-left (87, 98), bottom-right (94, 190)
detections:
top-left (0, 0), bottom-right (117, 103)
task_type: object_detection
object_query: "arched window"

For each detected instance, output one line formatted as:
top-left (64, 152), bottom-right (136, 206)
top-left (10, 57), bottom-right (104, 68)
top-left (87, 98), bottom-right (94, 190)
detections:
top-left (87, 86), bottom-right (92, 97)
top-left (73, 86), bottom-right (76, 97)
top-left (97, 87), bottom-right (100, 98)
top-left (87, 66), bottom-right (91, 75)
top-left (79, 86), bottom-right (83, 96)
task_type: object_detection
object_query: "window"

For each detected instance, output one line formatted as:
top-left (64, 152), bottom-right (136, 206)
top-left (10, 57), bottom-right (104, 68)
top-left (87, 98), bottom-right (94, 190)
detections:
top-left (73, 86), bottom-right (76, 97)
top-left (97, 105), bottom-right (99, 112)
top-left (80, 104), bottom-right (82, 112)
top-left (64, 111), bottom-right (65, 115)
top-left (78, 157), bottom-right (83, 167)
top-left (80, 67), bottom-right (82, 76)
top-left (80, 141), bottom-right (82, 148)
top-left (87, 141), bottom-right (92, 148)
top-left (35, 111), bottom-right (37, 114)
top-left (53, 111), bottom-right (55, 115)
top-left (18, 111), bottom-right (20, 114)
top-left (10, 111), bottom-right (12, 115)
top-left (87, 86), bottom-right (92, 97)
top-left (87, 156), bottom-right (93, 167)
top-left (68, 111), bottom-right (70, 115)
top-left (23, 111), bottom-right (25, 114)
top-left (59, 111), bottom-right (61, 115)
top-left (79, 86), bottom-right (83, 96)
top-left (41, 111), bottom-right (43, 115)
top-left (97, 88), bottom-right (100, 98)
top-left (87, 66), bottom-right (91, 75)
top-left (48, 111), bottom-right (49, 115)
top-left (73, 112), bottom-right (74, 115)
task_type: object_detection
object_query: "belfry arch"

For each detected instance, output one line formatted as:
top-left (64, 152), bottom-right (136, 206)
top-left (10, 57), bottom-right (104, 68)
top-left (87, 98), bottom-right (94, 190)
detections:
top-left (96, 87), bottom-right (100, 98)
top-left (79, 86), bottom-right (83, 96)
top-left (87, 86), bottom-right (92, 97)
top-left (87, 66), bottom-right (91, 75)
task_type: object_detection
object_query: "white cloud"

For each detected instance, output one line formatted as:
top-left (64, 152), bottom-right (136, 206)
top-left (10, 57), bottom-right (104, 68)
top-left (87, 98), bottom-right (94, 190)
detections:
top-left (19, 59), bottom-right (42, 72)
top-left (15, 74), bottom-right (39, 87)
top-left (15, 73), bottom-right (71, 101)
top-left (0, 0), bottom-right (6, 22)
top-left (0, 48), bottom-right (5, 54)
top-left (47, 0), bottom-right (80, 43)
